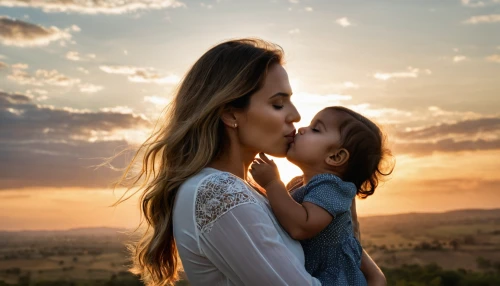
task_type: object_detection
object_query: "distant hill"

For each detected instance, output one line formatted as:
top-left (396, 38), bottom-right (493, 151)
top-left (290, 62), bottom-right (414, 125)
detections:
top-left (1, 208), bottom-right (500, 236)
top-left (358, 208), bottom-right (500, 234)
top-left (0, 226), bottom-right (129, 237)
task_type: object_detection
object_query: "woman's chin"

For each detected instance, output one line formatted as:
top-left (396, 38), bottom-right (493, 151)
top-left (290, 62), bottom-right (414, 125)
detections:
top-left (262, 147), bottom-right (287, 158)
top-left (262, 141), bottom-right (294, 157)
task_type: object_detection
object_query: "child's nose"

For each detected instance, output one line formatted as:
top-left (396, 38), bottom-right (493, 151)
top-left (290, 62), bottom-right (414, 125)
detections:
top-left (298, 127), bottom-right (305, 135)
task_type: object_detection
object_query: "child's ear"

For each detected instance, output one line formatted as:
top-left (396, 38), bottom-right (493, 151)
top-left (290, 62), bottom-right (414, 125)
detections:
top-left (221, 106), bottom-right (238, 128)
top-left (325, 148), bottom-right (350, 167)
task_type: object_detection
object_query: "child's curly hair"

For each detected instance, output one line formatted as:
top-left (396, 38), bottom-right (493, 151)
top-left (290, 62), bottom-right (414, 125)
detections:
top-left (325, 106), bottom-right (395, 198)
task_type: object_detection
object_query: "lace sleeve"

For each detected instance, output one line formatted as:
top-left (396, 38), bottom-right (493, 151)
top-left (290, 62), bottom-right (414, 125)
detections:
top-left (195, 172), bottom-right (258, 233)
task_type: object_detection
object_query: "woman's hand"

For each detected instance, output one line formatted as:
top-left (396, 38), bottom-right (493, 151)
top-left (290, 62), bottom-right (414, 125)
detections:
top-left (351, 198), bottom-right (361, 241)
top-left (250, 153), bottom-right (281, 189)
top-left (361, 249), bottom-right (387, 286)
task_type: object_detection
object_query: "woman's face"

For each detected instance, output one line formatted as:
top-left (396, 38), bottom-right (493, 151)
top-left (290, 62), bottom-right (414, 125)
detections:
top-left (235, 64), bottom-right (301, 157)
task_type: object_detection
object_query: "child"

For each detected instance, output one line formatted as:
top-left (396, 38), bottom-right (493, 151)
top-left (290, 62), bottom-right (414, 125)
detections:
top-left (250, 106), bottom-right (393, 285)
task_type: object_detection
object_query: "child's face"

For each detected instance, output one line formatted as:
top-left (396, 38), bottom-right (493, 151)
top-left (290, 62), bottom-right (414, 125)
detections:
top-left (287, 109), bottom-right (344, 169)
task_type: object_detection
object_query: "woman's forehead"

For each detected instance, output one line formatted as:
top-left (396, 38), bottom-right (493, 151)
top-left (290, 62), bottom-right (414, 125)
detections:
top-left (261, 64), bottom-right (292, 96)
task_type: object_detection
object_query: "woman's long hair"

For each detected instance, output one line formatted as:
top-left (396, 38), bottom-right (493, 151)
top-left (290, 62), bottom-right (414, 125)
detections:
top-left (113, 39), bottom-right (284, 285)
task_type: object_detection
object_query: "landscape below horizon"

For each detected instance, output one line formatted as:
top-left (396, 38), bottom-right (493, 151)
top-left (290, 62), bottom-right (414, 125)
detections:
top-left (1, 208), bottom-right (500, 285)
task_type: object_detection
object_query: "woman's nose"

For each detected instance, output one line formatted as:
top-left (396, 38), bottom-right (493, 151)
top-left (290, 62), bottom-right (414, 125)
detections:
top-left (286, 104), bottom-right (301, 123)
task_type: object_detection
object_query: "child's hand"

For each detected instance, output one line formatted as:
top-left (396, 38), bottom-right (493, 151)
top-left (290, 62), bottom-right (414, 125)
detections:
top-left (250, 153), bottom-right (281, 189)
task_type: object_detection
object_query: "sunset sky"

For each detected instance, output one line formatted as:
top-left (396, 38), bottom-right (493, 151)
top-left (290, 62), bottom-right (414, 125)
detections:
top-left (1, 0), bottom-right (499, 231)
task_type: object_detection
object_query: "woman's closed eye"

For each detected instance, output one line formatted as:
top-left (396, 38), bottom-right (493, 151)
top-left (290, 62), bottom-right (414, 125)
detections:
top-left (271, 98), bottom-right (286, 110)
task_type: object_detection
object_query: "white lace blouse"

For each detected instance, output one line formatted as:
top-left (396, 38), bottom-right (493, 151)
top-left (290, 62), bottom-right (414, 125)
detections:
top-left (173, 167), bottom-right (321, 286)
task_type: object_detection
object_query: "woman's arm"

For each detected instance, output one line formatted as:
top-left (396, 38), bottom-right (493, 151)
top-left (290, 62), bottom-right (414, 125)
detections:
top-left (199, 202), bottom-right (321, 286)
top-left (361, 249), bottom-right (387, 286)
top-left (351, 197), bottom-right (384, 284)
top-left (351, 198), bottom-right (361, 241)
top-left (285, 175), bottom-right (304, 192)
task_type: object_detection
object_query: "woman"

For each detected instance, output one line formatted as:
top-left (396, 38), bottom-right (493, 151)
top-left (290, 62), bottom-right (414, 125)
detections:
top-left (118, 39), bottom-right (386, 285)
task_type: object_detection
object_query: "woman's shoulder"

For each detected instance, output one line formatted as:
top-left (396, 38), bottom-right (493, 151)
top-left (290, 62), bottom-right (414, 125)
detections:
top-left (197, 169), bottom-right (251, 193)
top-left (193, 168), bottom-right (260, 232)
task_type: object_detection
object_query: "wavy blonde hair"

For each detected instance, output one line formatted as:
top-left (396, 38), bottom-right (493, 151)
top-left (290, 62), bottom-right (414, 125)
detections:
top-left (113, 39), bottom-right (284, 285)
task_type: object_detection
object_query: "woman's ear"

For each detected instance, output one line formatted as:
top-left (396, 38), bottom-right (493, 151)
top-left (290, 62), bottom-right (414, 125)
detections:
top-left (325, 148), bottom-right (350, 167)
top-left (221, 107), bottom-right (238, 128)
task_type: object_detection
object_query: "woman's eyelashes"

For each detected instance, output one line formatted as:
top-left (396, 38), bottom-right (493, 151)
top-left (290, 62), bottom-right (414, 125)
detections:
top-left (272, 100), bottom-right (285, 110)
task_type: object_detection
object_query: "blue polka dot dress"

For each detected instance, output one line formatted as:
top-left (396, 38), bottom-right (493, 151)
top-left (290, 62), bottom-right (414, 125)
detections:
top-left (291, 174), bottom-right (367, 286)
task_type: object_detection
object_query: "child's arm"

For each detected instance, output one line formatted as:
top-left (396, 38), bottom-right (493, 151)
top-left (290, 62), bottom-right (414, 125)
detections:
top-left (265, 180), bottom-right (333, 240)
top-left (250, 153), bottom-right (332, 240)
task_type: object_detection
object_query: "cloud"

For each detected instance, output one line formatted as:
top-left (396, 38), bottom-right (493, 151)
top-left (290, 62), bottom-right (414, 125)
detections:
top-left (464, 14), bottom-right (500, 24)
top-left (374, 67), bottom-right (431, 80)
top-left (11, 63), bottom-right (28, 69)
top-left (77, 67), bottom-right (89, 74)
top-left (65, 51), bottom-right (95, 61)
top-left (461, 0), bottom-right (500, 7)
top-left (66, 51), bottom-right (81, 61)
top-left (100, 106), bottom-right (135, 114)
top-left (8, 68), bottom-right (81, 87)
top-left (0, 61), bottom-right (7, 69)
top-left (99, 65), bottom-right (180, 85)
top-left (305, 7), bottom-right (313, 12)
top-left (200, 3), bottom-right (213, 9)
top-left (461, 0), bottom-right (486, 7)
top-left (0, 91), bottom-right (152, 189)
top-left (289, 0), bottom-right (299, 3)
top-left (0, 16), bottom-right (73, 47)
top-left (346, 103), bottom-right (413, 124)
top-left (0, 0), bottom-right (186, 15)
top-left (394, 116), bottom-right (500, 156)
top-left (294, 93), bottom-right (352, 105)
top-left (336, 17), bottom-right (351, 27)
top-left (25, 89), bottom-right (48, 100)
top-left (425, 106), bottom-right (482, 121)
top-left (144, 95), bottom-right (170, 105)
top-left (288, 28), bottom-right (300, 34)
top-left (394, 138), bottom-right (500, 156)
top-left (453, 55), bottom-right (467, 62)
top-left (486, 54), bottom-right (500, 63)
top-left (321, 81), bottom-right (360, 92)
top-left (397, 117), bottom-right (500, 140)
top-left (342, 81), bottom-right (359, 89)
top-left (79, 83), bottom-right (103, 93)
